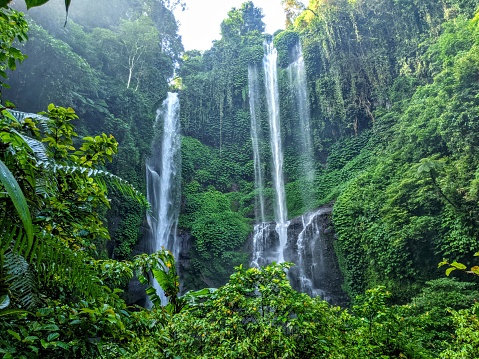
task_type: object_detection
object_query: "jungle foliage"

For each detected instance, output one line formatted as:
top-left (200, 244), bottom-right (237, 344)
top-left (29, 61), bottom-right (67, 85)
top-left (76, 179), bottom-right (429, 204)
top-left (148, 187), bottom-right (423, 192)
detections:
top-left (4, 0), bottom-right (184, 260)
top-left (332, 4), bottom-right (479, 300)
top-left (2, 0), bottom-right (479, 358)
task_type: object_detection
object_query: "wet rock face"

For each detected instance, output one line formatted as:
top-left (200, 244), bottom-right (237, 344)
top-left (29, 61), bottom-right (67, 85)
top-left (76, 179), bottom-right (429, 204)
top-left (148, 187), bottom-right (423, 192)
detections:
top-left (176, 229), bottom-right (192, 294)
top-left (250, 206), bottom-right (349, 307)
top-left (285, 207), bottom-right (349, 307)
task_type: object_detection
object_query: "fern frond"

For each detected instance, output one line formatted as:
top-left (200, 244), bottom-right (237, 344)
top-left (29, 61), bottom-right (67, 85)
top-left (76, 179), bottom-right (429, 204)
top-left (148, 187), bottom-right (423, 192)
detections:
top-left (38, 162), bottom-right (149, 207)
top-left (36, 235), bottom-right (104, 300)
top-left (35, 176), bottom-right (58, 199)
top-left (8, 133), bottom-right (59, 199)
top-left (8, 110), bottom-right (50, 134)
top-left (10, 129), bottom-right (49, 163)
top-left (4, 250), bottom-right (41, 309)
top-left (7, 110), bottom-right (148, 208)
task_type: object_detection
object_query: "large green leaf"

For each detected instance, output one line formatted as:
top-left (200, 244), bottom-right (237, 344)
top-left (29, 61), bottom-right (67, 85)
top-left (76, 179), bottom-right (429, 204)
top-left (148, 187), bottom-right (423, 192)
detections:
top-left (0, 160), bottom-right (33, 254)
top-left (25, 0), bottom-right (50, 9)
top-left (1, 0), bottom-right (70, 11)
top-left (152, 267), bottom-right (170, 290)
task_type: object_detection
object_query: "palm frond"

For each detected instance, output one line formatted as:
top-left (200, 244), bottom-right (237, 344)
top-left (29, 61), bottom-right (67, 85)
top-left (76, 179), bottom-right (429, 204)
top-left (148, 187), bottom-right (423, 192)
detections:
top-left (0, 308), bottom-right (28, 317)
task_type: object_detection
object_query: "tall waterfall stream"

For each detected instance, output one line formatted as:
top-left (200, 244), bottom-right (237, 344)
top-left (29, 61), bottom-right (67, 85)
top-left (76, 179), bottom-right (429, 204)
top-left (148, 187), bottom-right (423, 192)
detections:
top-left (263, 40), bottom-right (289, 263)
top-left (145, 92), bottom-right (181, 305)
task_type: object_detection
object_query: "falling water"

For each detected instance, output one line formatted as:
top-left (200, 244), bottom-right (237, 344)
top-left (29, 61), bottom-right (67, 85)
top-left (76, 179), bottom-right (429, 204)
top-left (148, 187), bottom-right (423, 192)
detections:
top-left (249, 64), bottom-right (271, 267)
top-left (250, 223), bottom-right (278, 268)
top-left (248, 64), bottom-right (266, 224)
top-left (146, 92), bottom-right (181, 305)
top-left (247, 44), bottom-right (347, 305)
top-left (287, 42), bottom-right (316, 209)
top-left (296, 208), bottom-right (328, 298)
top-left (263, 40), bottom-right (288, 263)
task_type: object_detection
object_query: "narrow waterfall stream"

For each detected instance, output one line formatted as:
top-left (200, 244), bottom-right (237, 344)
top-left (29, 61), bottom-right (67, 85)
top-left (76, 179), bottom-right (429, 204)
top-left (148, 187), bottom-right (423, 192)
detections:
top-left (248, 64), bottom-right (266, 224)
top-left (285, 41), bottom-right (322, 295)
top-left (287, 42), bottom-right (316, 209)
top-left (145, 92), bottom-right (181, 305)
top-left (263, 40), bottom-right (289, 263)
top-left (248, 63), bottom-right (271, 269)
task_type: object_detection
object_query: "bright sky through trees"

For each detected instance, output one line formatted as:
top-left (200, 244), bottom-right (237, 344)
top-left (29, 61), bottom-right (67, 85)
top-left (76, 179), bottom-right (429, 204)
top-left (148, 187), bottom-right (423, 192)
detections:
top-left (174, 0), bottom-right (290, 51)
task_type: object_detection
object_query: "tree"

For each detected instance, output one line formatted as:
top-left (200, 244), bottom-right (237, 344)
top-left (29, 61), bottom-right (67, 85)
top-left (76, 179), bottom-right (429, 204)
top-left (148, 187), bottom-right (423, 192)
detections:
top-left (141, 0), bottom-right (184, 62)
top-left (220, 1), bottom-right (265, 39)
top-left (168, 263), bottom-right (344, 358)
top-left (118, 16), bottom-right (160, 90)
top-left (281, 0), bottom-right (305, 27)
top-left (0, 7), bottom-right (28, 92)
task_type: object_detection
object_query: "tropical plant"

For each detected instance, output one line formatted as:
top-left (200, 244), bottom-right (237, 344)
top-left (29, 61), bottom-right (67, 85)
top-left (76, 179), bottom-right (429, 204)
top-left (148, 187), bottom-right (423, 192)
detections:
top-left (0, 105), bottom-right (147, 313)
top-left (167, 263), bottom-right (345, 358)
top-left (439, 302), bottom-right (479, 359)
top-left (0, 7), bottom-right (28, 90)
top-left (439, 252), bottom-right (479, 276)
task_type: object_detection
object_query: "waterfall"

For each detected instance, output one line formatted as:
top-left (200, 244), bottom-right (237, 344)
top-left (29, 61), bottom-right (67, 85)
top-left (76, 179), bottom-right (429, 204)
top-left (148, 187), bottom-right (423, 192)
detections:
top-left (296, 208), bottom-right (328, 298)
top-left (286, 206), bottom-right (348, 306)
top-left (263, 40), bottom-right (289, 263)
top-left (247, 42), bottom-right (347, 305)
top-left (287, 42), bottom-right (316, 209)
top-left (248, 64), bottom-right (266, 224)
top-left (249, 63), bottom-right (271, 268)
top-left (146, 92), bottom-right (181, 305)
top-left (250, 223), bottom-right (277, 268)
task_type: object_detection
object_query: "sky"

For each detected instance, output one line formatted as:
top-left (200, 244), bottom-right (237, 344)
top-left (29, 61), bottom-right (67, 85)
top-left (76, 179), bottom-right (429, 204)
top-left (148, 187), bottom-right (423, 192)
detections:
top-left (174, 0), bottom-right (288, 51)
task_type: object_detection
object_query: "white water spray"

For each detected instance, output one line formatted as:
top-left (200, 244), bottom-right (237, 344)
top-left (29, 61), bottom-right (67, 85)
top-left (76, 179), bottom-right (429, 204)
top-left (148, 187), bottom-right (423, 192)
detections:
top-left (296, 208), bottom-right (328, 297)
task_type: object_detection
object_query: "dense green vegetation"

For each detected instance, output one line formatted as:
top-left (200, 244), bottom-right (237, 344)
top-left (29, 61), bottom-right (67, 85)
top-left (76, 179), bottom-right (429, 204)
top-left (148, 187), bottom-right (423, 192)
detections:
top-left (178, 0), bottom-right (479, 299)
top-left (1, 0), bottom-right (479, 357)
top-left (330, 4), bottom-right (479, 299)
top-left (4, 0), bottom-right (184, 260)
